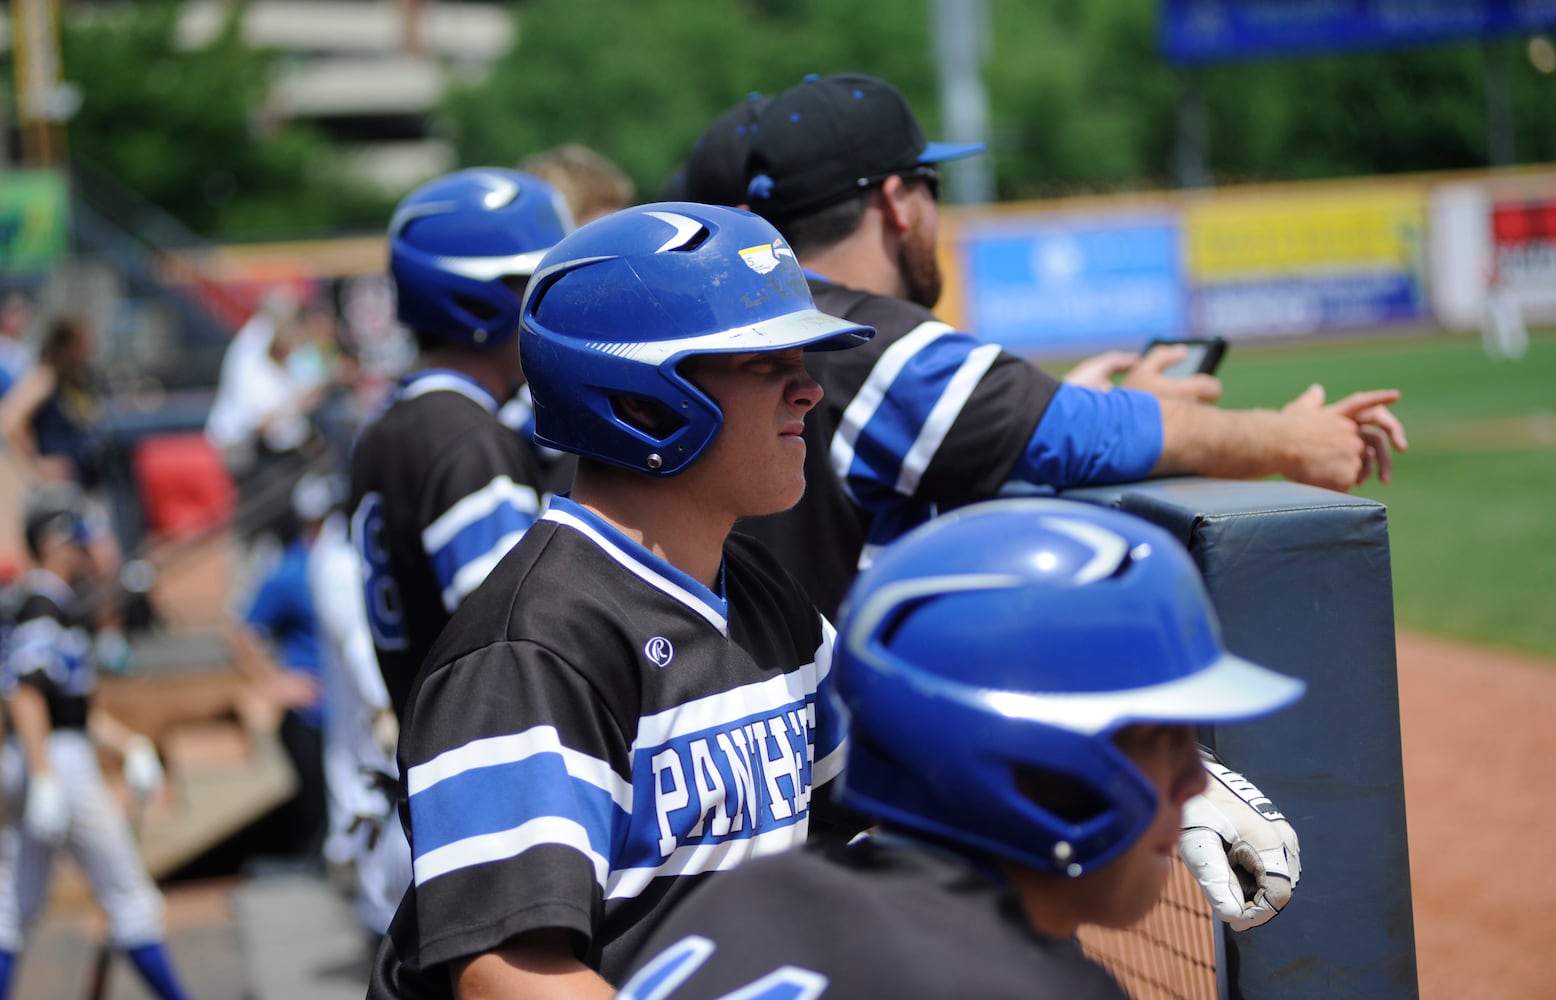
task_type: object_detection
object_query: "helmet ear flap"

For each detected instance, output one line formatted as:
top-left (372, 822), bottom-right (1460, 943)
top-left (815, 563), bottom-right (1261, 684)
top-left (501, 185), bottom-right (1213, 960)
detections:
top-left (829, 498), bottom-right (1301, 875)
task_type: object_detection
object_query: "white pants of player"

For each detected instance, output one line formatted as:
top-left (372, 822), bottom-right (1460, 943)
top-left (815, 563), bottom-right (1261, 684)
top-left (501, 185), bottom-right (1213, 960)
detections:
top-left (0, 733), bottom-right (166, 950)
top-left (353, 795), bottom-right (411, 937)
top-left (323, 741), bottom-right (411, 937)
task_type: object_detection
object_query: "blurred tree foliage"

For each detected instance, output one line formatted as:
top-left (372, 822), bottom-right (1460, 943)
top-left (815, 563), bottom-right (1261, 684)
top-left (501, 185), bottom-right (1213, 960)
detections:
top-left (22, 0), bottom-right (1556, 239)
top-left (441, 0), bottom-right (941, 200)
top-left (52, 1), bottom-right (391, 240)
top-left (449, 0), bottom-right (1556, 203)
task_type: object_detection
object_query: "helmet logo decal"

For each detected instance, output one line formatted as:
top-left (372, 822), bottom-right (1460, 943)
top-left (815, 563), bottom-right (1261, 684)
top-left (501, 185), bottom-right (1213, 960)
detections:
top-left (645, 211), bottom-right (706, 253)
top-left (1042, 516), bottom-right (1132, 584)
top-left (476, 171), bottom-right (520, 209)
top-left (738, 239), bottom-right (796, 275)
top-left (644, 636), bottom-right (675, 667)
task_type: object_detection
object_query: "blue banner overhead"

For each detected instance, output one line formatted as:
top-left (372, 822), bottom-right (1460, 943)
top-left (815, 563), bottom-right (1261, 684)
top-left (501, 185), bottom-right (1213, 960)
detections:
top-left (1161, 0), bottom-right (1556, 65)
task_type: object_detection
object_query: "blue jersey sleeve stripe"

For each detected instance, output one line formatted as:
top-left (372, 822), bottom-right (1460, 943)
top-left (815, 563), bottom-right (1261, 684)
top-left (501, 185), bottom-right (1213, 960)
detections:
top-left (894, 343), bottom-right (1002, 495)
top-left (422, 475), bottom-right (540, 553)
top-left (831, 321), bottom-right (955, 501)
top-left (413, 815), bottom-right (609, 888)
top-left (834, 325), bottom-right (1003, 509)
top-left (438, 526), bottom-right (530, 611)
top-left (410, 753), bottom-right (622, 858)
top-left (1016, 384), bottom-right (1164, 489)
top-left (407, 726), bottom-right (632, 809)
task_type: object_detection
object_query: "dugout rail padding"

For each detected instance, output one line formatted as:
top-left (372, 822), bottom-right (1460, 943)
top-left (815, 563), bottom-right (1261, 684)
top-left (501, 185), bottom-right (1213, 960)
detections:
top-left (1061, 478), bottom-right (1420, 999)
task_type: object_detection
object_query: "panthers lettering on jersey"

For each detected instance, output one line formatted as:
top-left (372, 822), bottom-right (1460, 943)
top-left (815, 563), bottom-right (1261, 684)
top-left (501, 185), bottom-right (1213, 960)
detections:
top-left (369, 497), bottom-right (839, 997)
top-left (1, 570), bottom-right (94, 730)
top-left (347, 370), bottom-right (547, 716)
top-left (741, 278), bottom-right (1161, 619)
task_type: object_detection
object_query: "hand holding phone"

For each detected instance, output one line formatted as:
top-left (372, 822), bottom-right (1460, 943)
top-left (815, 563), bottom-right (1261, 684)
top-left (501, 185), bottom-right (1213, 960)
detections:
top-left (1145, 337), bottom-right (1228, 378)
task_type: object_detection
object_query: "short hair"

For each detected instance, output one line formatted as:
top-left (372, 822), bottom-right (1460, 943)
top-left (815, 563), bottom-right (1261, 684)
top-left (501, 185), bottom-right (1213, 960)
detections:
top-left (773, 193), bottom-right (870, 256)
top-left (519, 144), bottom-right (636, 225)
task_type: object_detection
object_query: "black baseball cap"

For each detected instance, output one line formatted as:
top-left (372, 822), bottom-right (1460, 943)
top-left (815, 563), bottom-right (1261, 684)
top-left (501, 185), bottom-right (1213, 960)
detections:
top-left (744, 73), bottom-right (984, 221)
top-left (681, 92), bottom-right (771, 207)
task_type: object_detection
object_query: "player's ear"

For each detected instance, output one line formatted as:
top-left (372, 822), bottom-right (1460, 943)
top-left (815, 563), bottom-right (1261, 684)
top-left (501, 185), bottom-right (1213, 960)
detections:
top-left (877, 174), bottom-right (916, 236)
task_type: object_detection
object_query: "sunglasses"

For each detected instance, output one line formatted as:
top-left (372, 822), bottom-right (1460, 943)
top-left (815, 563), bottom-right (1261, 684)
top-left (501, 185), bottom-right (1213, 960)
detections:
top-left (855, 164), bottom-right (942, 201)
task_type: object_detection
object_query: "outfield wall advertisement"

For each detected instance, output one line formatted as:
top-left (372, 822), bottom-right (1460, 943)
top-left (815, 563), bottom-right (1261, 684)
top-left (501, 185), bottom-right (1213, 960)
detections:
top-left (0, 170), bottom-right (69, 274)
top-left (946, 181), bottom-right (1434, 356)
top-left (954, 213), bottom-right (1184, 355)
top-left (1182, 188), bottom-right (1429, 338)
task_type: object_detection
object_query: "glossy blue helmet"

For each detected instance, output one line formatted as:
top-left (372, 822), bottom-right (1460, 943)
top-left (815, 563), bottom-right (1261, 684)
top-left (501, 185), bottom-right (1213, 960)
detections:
top-left (389, 168), bottom-right (574, 348)
top-left (832, 499), bottom-right (1304, 877)
top-left (519, 202), bottom-right (872, 475)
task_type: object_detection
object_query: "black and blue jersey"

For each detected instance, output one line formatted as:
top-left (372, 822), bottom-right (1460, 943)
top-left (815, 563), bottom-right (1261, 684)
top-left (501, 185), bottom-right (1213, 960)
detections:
top-left (1, 570), bottom-right (94, 730)
top-left (618, 836), bottom-right (1130, 1000)
top-left (741, 279), bottom-right (1164, 619)
top-left (368, 497), bottom-right (840, 996)
top-left (348, 370), bottom-right (547, 717)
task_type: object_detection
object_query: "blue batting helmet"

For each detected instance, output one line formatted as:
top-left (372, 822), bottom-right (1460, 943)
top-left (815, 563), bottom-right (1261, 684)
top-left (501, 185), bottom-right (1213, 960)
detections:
top-left (389, 168), bottom-right (574, 348)
top-left (831, 499), bottom-right (1304, 877)
top-left (518, 202), bottom-right (872, 475)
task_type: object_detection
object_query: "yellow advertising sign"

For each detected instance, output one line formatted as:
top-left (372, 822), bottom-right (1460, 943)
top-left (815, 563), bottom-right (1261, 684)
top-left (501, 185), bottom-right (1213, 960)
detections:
top-left (1184, 186), bottom-right (1425, 279)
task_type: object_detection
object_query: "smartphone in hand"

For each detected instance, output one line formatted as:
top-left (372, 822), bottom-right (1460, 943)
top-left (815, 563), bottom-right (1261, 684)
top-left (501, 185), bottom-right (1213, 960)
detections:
top-left (1145, 337), bottom-right (1228, 378)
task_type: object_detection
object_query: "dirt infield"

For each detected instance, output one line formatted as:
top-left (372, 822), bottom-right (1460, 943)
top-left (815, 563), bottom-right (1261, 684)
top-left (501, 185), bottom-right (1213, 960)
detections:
top-left (1397, 629), bottom-right (1556, 1000)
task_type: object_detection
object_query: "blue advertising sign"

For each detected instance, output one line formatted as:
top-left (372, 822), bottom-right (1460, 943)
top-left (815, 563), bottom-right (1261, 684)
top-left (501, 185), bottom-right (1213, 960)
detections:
top-left (1162, 0), bottom-right (1556, 65)
top-left (1192, 272), bottom-right (1425, 338)
top-left (958, 215), bottom-right (1186, 356)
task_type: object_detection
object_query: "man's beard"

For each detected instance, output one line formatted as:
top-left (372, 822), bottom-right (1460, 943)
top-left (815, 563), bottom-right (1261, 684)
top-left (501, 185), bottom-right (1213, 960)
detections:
top-left (899, 218), bottom-right (943, 310)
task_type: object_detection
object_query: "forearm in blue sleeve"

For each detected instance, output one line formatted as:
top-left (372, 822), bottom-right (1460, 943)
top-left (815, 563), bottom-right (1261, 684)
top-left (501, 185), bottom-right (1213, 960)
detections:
top-left (1013, 384), bottom-right (1164, 489)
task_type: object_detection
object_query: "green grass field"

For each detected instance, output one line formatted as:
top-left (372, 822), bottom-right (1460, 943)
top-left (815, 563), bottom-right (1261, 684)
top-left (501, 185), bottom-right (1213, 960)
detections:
top-left (1207, 330), bottom-right (1556, 661)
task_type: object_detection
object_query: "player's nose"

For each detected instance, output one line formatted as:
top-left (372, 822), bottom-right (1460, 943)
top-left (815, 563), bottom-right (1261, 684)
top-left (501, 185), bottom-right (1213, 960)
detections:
top-left (787, 368), bottom-right (823, 412)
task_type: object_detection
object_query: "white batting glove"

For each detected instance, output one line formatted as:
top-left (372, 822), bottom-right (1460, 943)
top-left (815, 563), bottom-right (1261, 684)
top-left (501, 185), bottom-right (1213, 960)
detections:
top-left (1178, 751), bottom-right (1301, 932)
top-left (24, 773), bottom-right (69, 844)
top-left (371, 708), bottom-right (399, 759)
top-left (123, 736), bottom-right (165, 798)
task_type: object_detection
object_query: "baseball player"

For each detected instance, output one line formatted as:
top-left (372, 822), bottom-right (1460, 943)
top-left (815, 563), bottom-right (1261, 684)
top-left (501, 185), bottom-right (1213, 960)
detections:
top-left (348, 167), bottom-right (575, 721)
top-left (618, 498), bottom-right (1306, 999)
top-left (728, 72), bottom-right (1408, 620)
top-left (0, 484), bottom-right (191, 1000)
top-left (366, 202), bottom-right (873, 999)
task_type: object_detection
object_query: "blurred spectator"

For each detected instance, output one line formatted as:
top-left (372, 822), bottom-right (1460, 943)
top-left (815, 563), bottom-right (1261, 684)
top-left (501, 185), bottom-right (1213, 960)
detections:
top-left (0, 315), bottom-right (109, 490)
top-left (0, 293), bottom-right (34, 402)
top-left (205, 292), bottom-right (329, 550)
top-left (0, 316), bottom-right (126, 656)
top-left (226, 475), bottom-right (329, 865)
top-left (519, 142), bottom-right (636, 224)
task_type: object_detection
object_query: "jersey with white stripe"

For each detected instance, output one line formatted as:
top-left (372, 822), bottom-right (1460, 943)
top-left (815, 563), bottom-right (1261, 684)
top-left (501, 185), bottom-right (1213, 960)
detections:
top-left (348, 370), bottom-right (548, 717)
top-left (741, 280), bottom-right (1057, 619)
top-left (367, 497), bottom-right (839, 996)
top-left (1, 570), bottom-right (94, 730)
top-left (743, 279), bottom-right (1164, 619)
